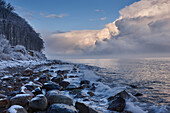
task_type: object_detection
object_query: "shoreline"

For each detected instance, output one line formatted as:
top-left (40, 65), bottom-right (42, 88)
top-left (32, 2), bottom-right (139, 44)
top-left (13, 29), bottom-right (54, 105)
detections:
top-left (0, 59), bottom-right (169, 113)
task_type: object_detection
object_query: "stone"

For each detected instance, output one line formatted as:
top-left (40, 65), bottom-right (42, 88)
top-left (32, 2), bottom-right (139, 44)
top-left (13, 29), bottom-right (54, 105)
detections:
top-left (10, 94), bottom-right (32, 106)
top-left (7, 105), bottom-right (27, 113)
top-left (87, 92), bottom-right (95, 97)
top-left (32, 87), bottom-right (43, 95)
top-left (38, 75), bottom-right (50, 84)
top-left (42, 82), bottom-right (62, 91)
top-left (0, 94), bottom-right (7, 99)
top-left (0, 98), bottom-right (9, 107)
top-left (80, 80), bottom-right (90, 85)
top-left (65, 84), bottom-right (79, 90)
top-left (23, 69), bottom-right (33, 76)
top-left (29, 94), bottom-right (48, 111)
top-left (75, 101), bottom-right (101, 113)
top-left (134, 92), bottom-right (143, 97)
top-left (74, 93), bottom-right (88, 98)
top-left (46, 91), bottom-right (73, 105)
top-left (69, 89), bottom-right (82, 95)
top-left (107, 97), bottom-right (126, 112)
top-left (108, 90), bottom-right (130, 102)
top-left (59, 81), bottom-right (70, 88)
top-left (47, 104), bottom-right (77, 113)
top-left (51, 76), bottom-right (64, 84)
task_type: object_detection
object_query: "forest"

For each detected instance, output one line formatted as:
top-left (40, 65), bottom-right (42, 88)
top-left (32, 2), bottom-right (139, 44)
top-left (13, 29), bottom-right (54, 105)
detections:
top-left (0, 0), bottom-right (44, 52)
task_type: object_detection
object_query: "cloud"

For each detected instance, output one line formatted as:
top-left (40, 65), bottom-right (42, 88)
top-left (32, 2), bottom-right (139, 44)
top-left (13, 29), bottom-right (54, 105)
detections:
top-left (44, 0), bottom-right (170, 57)
top-left (100, 17), bottom-right (107, 21)
top-left (95, 9), bottom-right (104, 12)
top-left (45, 14), bottom-right (68, 19)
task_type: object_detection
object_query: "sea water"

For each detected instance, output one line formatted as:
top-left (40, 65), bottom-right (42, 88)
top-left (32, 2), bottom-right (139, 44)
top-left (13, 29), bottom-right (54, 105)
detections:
top-left (64, 57), bottom-right (170, 113)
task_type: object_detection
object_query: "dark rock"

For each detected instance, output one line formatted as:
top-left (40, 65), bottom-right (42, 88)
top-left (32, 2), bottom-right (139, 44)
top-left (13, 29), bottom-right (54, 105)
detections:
top-left (75, 101), bottom-right (101, 113)
top-left (80, 84), bottom-right (90, 89)
top-left (80, 80), bottom-right (90, 85)
top-left (0, 94), bottom-right (7, 99)
top-left (108, 90), bottom-right (130, 102)
top-left (29, 94), bottom-right (48, 111)
top-left (10, 94), bottom-right (32, 106)
top-left (23, 69), bottom-right (33, 76)
top-left (51, 76), bottom-right (64, 84)
top-left (38, 75), bottom-right (50, 84)
top-left (74, 93), bottom-right (88, 98)
top-left (42, 82), bottom-right (62, 91)
top-left (0, 98), bottom-right (9, 107)
top-left (129, 85), bottom-right (137, 88)
top-left (87, 92), bottom-right (95, 97)
top-left (42, 69), bottom-right (49, 73)
top-left (69, 89), bottom-right (82, 95)
top-left (32, 87), bottom-right (43, 95)
top-left (134, 92), bottom-right (143, 97)
top-left (59, 81), bottom-right (70, 88)
top-left (47, 104), bottom-right (77, 113)
top-left (46, 91), bottom-right (73, 105)
top-left (7, 105), bottom-right (28, 113)
top-left (66, 84), bottom-right (80, 90)
top-left (107, 97), bottom-right (125, 112)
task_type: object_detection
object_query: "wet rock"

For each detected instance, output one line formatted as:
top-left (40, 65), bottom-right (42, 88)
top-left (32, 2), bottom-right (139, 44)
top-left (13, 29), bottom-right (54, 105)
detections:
top-left (80, 80), bottom-right (90, 85)
top-left (46, 91), bottom-right (73, 105)
top-left (23, 69), bottom-right (33, 76)
top-left (0, 98), bottom-right (9, 107)
top-left (66, 84), bottom-right (80, 90)
top-left (129, 84), bottom-right (137, 88)
top-left (47, 104), bottom-right (77, 113)
top-left (32, 87), bottom-right (43, 95)
top-left (75, 101), bottom-right (101, 113)
top-left (107, 96), bottom-right (125, 112)
top-left (87, 92), bottom-right (95, 97)
top-left (38, 75), bottom-right (50, 84)
top-left (59, 81), bottom-right (70, 88)
top-left (108, 90), bottom-right (130, 102)
top-left (42, 82), bottom-right (62, 91)
top-left (7, 105), bottom-right (27, 113)
top-left (122, 110), bottom-right (133, 113)
top-left (0, 94), bottom-right (7, 99)
top-left (29, 94), bottom-right (48, 111)
top-left (134, 92), bottom-right (143, 97)
top-left (74, 93), bottom-right (88, 98)
top-left (10, 94), bottom-right (32, 106)
top-left (51, 76), bottom-right (64, 84)
top-left (80, 84), bottom-right (90, 89)
top-left (69, 89), bottom-right (82, 95)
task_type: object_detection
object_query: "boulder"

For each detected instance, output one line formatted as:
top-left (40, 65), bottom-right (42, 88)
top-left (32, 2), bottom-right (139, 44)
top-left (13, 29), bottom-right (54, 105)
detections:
top-left (29, 94), bottom-right (48, 111)
top-left (108, 90), bottom-right (130, 102)
top-left (51, 76), bottom-right (64, 84)
top-left (0, 98), bottom-right (9, 107)
top-left (46, 91), bottom-right (73, 105)
top-left (59, 81), bottom-right (70, 88)
top-left (42, 82), bottom-right (62, 91)
top-left (87, 92), bottom-right (95, 97)
top-left (80, 80), bottom-right (90, 85)
top-left (23, 69), bottom-right (33, 76)
top-left (0, 94), bottom-right (7, 99)
top-left (10, 94), bottom-right (32, 106)
top-left (66, 84), bottom-right (80, 90)
top-left (47, 104), bottom-right (77, 113)
top-left (7, 105), bottom-right (27, 113)
top-left (38, 75), bottom-right (50, 84)
top-left (75, 101), bottom-right (101, 113)
top-left (32, 87), bottom-right (43, 95)
top-left (107, 96), bottom-right (125, 112)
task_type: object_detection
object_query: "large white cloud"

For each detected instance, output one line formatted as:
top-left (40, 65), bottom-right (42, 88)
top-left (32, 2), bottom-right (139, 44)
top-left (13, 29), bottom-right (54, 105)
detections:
top-left (44, 0), bottom-right (170, 57)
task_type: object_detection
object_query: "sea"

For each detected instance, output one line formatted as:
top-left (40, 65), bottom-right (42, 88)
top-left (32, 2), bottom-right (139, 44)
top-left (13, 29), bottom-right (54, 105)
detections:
top-left (64, 57), bottom-right (170, 113)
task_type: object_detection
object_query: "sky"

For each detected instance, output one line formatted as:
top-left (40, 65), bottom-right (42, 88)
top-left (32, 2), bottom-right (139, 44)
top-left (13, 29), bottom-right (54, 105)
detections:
top-left (5, 0), bottom-right (170, 59)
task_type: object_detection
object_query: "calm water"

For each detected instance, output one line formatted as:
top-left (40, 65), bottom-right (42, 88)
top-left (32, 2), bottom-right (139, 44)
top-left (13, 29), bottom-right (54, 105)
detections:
top-left (65, 57), bottom-right (170, 110)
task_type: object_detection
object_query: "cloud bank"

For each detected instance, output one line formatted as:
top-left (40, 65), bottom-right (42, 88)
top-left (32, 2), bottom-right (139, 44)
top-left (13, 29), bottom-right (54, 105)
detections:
top-left (44, 0), bottom-right (170, 57)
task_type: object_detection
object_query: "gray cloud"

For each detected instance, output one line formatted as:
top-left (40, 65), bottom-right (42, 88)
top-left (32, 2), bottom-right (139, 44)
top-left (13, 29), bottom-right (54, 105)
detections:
top-left (45, 14), bottom-right (68, 19)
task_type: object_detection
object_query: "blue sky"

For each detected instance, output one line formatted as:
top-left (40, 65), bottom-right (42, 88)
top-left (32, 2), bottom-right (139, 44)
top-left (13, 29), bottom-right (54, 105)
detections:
top-left (6, 0), bottom-right (140, 33)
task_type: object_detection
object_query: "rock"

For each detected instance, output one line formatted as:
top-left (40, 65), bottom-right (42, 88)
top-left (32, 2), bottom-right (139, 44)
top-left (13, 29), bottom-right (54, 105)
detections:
top-left (74, 93), bottom-right (88, 98)
top-left (51, 76), bottom-right (64, 84)
top-left (65, 84), bottom-right (80, 90)
top-left (23, 69), bottom-right (33, 76)
top-left (75, 101), bottom-right (101, 113)
top-left (0, 94), bottom-right (7, 99)
top-left (129, 84), bottom-right (137, 88)
top-left (7, 105), bottom-right (27, 113)
top-left (134, 92), bottom-right (143, 97)
top-left (38, 75), bottom-right (50, 84)
top-left (47, 104), bottom-right (77, 113)
top-left (10, 94), bottom-right (32, 106)
top-left (42, 82), bottom-right (62, 91)
top-left (107, 96), bottom-right (126, 112)
top-left (59, 81), bottom-right (70, 88)
top-left (46, 91), bottom-right (73, 105)
top-left (69, 89), bottom-right (82, 95)
top-left (0, 98), bottom-right (9, 107)
top-left (80, 80), bottom-right (90, 85)
top-left (32, 87), bottom-right (43, 95)
top-left (29, 94), bottom-right (48, 111)
top-left (87, 92), bottom-right (95, 97)
top-left (108, 90), bottom-right (130, 102)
